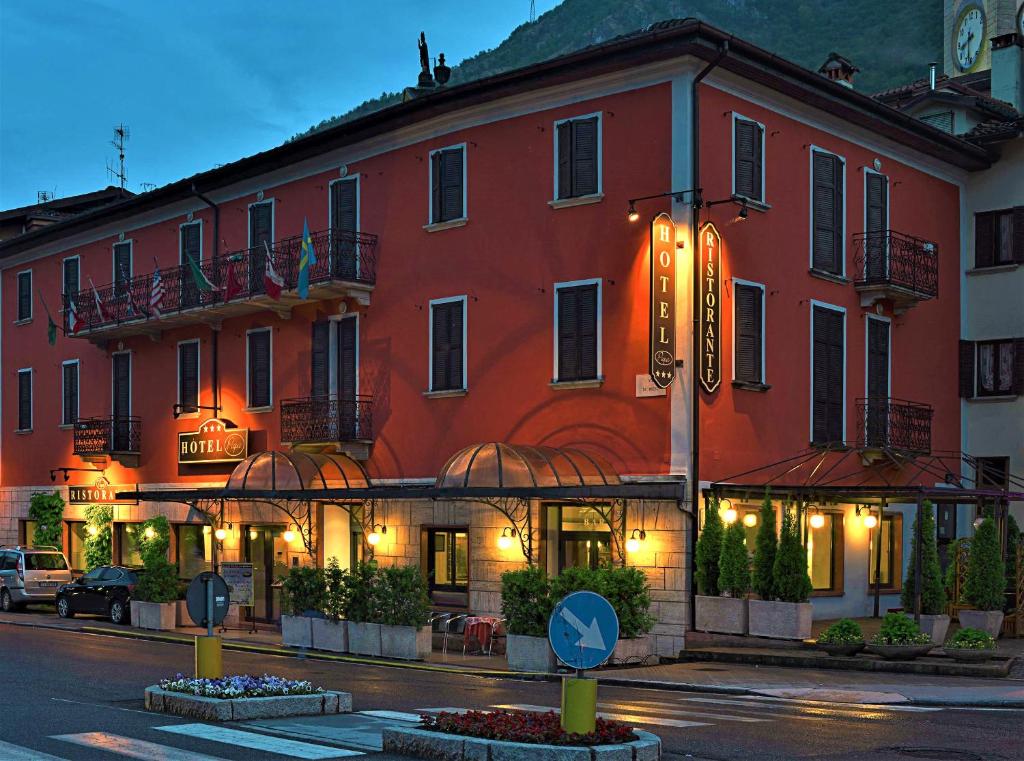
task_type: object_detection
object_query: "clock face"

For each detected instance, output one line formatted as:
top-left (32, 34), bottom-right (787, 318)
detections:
top-left (954, 4), bottom-right (986, 72)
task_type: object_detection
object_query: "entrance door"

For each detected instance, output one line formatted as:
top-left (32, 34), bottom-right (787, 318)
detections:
top-left (112, 353), bottom-right (131, 451)
top-left (866, 318), bottom-right (890, 447)
top-left (865, 172), bottom-right (888, 281)
top-left (337, 317), bottom-right (357, 439)
top-left (244, 526), bottom-right (286, 622)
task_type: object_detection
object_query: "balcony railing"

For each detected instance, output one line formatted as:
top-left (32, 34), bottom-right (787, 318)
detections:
top-left (853, 230), bottom-right (938, 306)
top-left (280, 395), bottom-right (374, 446)
top-left (73, 416), bottom-right (142, 457)
top-left (64, 228), bottom-right (377, 336)
top-left (855, 397), bottom-right (932, 455)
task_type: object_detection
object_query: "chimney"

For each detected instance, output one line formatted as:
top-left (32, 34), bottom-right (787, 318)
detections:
top-left (991, 32), bottom-right (1023, 112)
top-left (817, 52), bottom-right (859, 89)
top-left (929, 62), bottom-right (937, 90)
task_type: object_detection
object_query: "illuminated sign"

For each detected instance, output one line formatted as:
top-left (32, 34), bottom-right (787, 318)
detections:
top-left (699, 222), bottom-right (722, 393)
top-left (68, 481), bottom-right (137, 505)
top-left (179, 418), bottom-right (249, 465)
top-left (650, 213), bottom-right (677, 389)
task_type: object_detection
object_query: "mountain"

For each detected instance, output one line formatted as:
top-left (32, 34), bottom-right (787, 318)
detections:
top-left (294, 0), bottom-right (940, 138)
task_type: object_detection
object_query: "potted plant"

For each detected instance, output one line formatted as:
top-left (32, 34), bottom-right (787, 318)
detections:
top-left (311, 558), bottom-right (349, 653)
top-left (699, 518), bottom-right (751, 635)
top-left (501, 566), bottom-right (555, 672)
top-left (749, 504), bottom-right (812, 640)
top-left (752, 490), bottom-right (777, 603)
top-left (960, 516), bottom-right (1006, 637)
top-left (694, 496), bottom-right (731, 633)
top-left (280, 566), bottom-right (326, 649)
top-left (346, 561), bottom-right (383, 656)
top-left (599, 566), bottom-right (656, 664)
top-left (902, 502), bottom-right (949, 645)
top-left (865, 612), bottom-right (933, 660)
top-left (378, 565), bottom-right (432, 660)
top-left (816, 618), bottom-right (865, 657)
top-left (132, 517), bottom-right (178, 630)
top-left (943, 627), bottom-right (998, 663)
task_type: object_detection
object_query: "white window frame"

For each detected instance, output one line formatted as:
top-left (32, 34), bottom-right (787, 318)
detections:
top-left (112, 239), bottom-right (133, 283)
top-left (731, 278), bottom-right (766, 384)
top-left (808, 146), bottom-right (847, 277)
top-left (110, 350), bottom-right (132, 417)
top-left (179, 219), bottom-right (204, 264)
top-left (60, 359), bottom-right (80, 428)
top-left (808, 299), bottom-right (847, 444)
top-left (427, 295), bottom-right (468, 393)
top-left (16, 367), bottom-right (33, 432)
top-left (15, 269), bottom-right (32, 322)
top-left (176, 338), bottom-right (201, 418)
top-left (245, 327), bottom-right (273, 411)
top-left (247, 198), bottom-right (276, 250)
top-left (426, 143), bottom-right (468, 228)
top-left (864, 314), bottom-right (892, 400)
top-left (552, 278), bottom-right (603, 383)
top-left (730, 112), bottom-right (766, 204)
top-left (551, 111), bottom-right (604, 203)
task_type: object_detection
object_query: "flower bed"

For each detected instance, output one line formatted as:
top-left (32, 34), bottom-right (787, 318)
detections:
top-left (420, 709), bottom-right (636, 746)
top-left (159, 674), bottom-right (323, 700)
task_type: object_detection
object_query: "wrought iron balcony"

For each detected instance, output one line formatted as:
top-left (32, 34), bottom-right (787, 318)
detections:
top-left (73, 416), bottom-right (142, 464)
top-left (855, 397), bottom-right (932, 456)
top-left (280, 395), bottom-right (374, 451)
top-left (63, 228), bottom-right (377, 339)
top-left (853, 230), bottom-right (938, 311)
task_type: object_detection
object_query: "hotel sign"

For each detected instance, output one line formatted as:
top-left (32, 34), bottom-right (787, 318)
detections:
top-left (699, 222), bottom-right (722, 393)
top-left (68, 482), bottom-right (137, 505)
top-left (179, 418), bottom-right (249, 465)
top-left (650, 213), bottom-right (677, 389)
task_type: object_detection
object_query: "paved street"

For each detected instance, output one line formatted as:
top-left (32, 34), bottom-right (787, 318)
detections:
top-left (2, 623), bottom-right (1023, 760)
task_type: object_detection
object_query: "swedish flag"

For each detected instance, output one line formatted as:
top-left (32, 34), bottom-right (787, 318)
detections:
top-left (297, 217), bottom-right (317, 299)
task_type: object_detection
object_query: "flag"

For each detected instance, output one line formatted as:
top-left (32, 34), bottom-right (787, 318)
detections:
top-left (89, 278), bottom-right (110, 322)
top-left (67, 297), bottom-right (84, 334)
top-left (47, 314), bottom-right (58, 346)
top-left (297, 218), bottom-right (317, 299)
top-left (149, 267), bottom-right (165, 316)
top-left (224, 256), bottom-right (242, 302)
top-left (186, 253), bottom-right (218, 293)
top-left (263, 241), bottom-right (283, 300)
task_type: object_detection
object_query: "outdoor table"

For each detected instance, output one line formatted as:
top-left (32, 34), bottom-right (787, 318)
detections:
top-left (463, 615), bottom-right (499, 653)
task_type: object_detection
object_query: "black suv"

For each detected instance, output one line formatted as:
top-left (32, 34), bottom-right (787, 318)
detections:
top-left (56, 565), bottom-right (139, 624)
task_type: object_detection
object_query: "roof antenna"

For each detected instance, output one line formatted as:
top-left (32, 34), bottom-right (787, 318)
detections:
top-left (529, 0), bottom-right (536, 22)
top-left (106, 123), bottom-right (130, 191)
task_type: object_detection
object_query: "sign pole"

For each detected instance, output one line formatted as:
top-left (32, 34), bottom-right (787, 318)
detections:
top-left (194, 575), bottom-right (224, 679)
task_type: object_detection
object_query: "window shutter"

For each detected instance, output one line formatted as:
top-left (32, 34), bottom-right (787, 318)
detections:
top-left (179, 343), bottom-right (199, 413)
top-left (556, 121), bottom-right (571, 199)
top-left (338, 318), bottom-right (357, 401)
top-left (113, 353), bottom-right (130, 419)
top-left (975, 212), bottom-right (995, 268)
top-left (448, 302), bottom-right (464, 390)
top-left (1013, 207), bottom-right (1024, 264)
top-left (572, 118), bottom-right (598, 197)
top-left (440, 149), bottom-right (464, 222)
top-left (63, 259), bottom-right (79, 297)
top-left (826, 311), bottom-right (844, 441)
top-left (578, 285), bottom-right (598, 379)
top-left (311, 322), bottom-right (330, 397)
top-left (432, 303), bottom-right (451, 391)
top-left (183, 223), bottom-right (201, 263)
top-left (248, 331), bottom-right (271, 408)
top-left (734, 119), bottom-right (759, 200)
top-left (735, 284), bottom-right (762, 383)
top-left (959, 340), bottom-right (975, 398)
top-left (113, 242), bottom-right (131, 289)
top-left (1012, 338), bottom-right (1024, 396)
top-left (63, 363), bottom-right (78, 426)
top-left (812, 152), bottom-right (841, 274)
top-left (18, 371), bottom-right (31, 430)
top-left (557, 288), bottom-right (579, 381)
top-left (812, 307), bottom-right (843, 444)
top-left (249, 203), bottom-right (272, 290)
top-left (866, 173), bottom-right (887, 234)
top-left (430, 152), bottom-right (442, 224)
top-left (331, 181), bottom-right (357, 233)
top-left (17, 273), bottom-right (31, 320)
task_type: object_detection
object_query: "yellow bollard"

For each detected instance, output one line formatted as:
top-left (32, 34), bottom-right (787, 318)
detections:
top-left (560, 676), bottom-right (597, 735)
top-left (195, 635), bottom-right (223, 679)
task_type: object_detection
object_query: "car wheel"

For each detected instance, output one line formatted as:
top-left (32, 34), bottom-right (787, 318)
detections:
top-left (57, 596), bottom-right (74, 619)
top-left (109, 599), bottom-right (126, 625)
top-left (1, 589), bottom-right (18, 613)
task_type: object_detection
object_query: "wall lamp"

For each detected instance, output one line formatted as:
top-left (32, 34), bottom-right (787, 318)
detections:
top-left (626, 528), bottom-right (646, 554)
top-left (705, 194), bottom-right (749, 221)
top-left (719, 498), bottom-right (738, 525)
top-left (367, 524), bottom-right (387, 546)
top-left (49, 467), bottom-right (101, 482)
top-left (856, 505), bottom-right (878, 529)
top-left (497, 527), bottom-right (517, 550)
top-left (626, 188), bottom-right (702, 222)
top-left (172, 403), bottom-right (221, 419)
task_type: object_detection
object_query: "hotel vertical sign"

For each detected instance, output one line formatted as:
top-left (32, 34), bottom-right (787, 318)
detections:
top-left (649, 213), bottom-right (677, 389)
top-left (699, 222), bottom-right (722, 393)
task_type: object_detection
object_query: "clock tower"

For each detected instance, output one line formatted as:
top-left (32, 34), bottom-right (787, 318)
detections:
top-left (943, 0), bottom-right (1024, 75)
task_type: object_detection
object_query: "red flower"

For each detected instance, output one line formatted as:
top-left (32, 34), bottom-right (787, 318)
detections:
top-left (419, 709), bottom-right (637, 746)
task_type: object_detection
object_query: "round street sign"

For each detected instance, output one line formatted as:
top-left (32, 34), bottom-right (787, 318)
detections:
top-left (186, 572), bottom-right (231, 628)
top-left (548, 590), bottom-right (619, 671)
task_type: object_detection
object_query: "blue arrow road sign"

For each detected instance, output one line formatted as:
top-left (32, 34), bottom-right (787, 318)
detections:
top-left (548, 590), bottom-right (619, 670)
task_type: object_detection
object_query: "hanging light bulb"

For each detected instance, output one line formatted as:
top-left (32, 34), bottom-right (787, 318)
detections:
top-left (742, 513), bottom-right (758, 528)
top-left (809, 512), bottom-right (826, 530)
top-left (497, 527), bottom-right (516, 551)
top-left (283, 525), bottom-right (296, 543)
top-left (214, 527), bottom-right (227, 541)
top-left (86, 525), bottom-right (99, 537)
top-left (626, 528), bottom-right (646, 554)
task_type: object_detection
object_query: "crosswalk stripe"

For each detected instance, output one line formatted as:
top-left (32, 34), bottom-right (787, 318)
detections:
top-left (155, 724), bottom-right (363, 759)
top-left (0, 739), bottom-right (70, 761)
top-left (492, 703), bottom-right (710, 729)
top-left (51, 733), bottom-right (228, 761)
top-left (359, 709), bottom-right (424, 722)
top-left (598, 700), bottom-right (770, 722)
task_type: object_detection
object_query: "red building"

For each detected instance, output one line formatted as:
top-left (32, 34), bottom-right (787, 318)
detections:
top-left (0, 21), bottom-right (991, 647)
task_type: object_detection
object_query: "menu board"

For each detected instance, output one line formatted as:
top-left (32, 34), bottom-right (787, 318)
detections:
top-left (220, 562), bottom-right (254, 607)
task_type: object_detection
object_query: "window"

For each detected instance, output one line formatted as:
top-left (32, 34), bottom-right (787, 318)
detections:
top-left (555, 115), bottom-right (600, 200)
top-left (429, 145), bottom-right (465, 224)
top-left (67, 522), bottom-right (87, 572)
top-left (733, 280), bottom-right (764, 385)
top-left (811, 304), bottom-right (845, 444)
top-left (555, 505), bottom-right (612, 570)
top-left (974, 208), bottom-right (1023, 268)
top-left (16, 270), bottom-right (32, 321)
top-left (424, 528), bottom-right (469, 607)
top-left (178, 340), bottom-right (200, 414)
top-left (117, 524), bottom-right (143, 567)
top-left (976, 339), bottom-right (1018, 397)
top-left (868, 514), bottom-right (902, 590)
top-left (247, 328), bottom-right (272, 408)
top-left (733, 116), bottom-right (764, 202)
top-left (810, 149), bottom-right (845, 275)
top-left (62, 257), bottom-right (80, 331)
top-left (429, 298), bottom-right (465, 392)
top-left (24, 553), bottom-right (68, 571)
top-left (17, 368), bottom-right (32, 431)
top-left (977, 456), bottom-right (1010, 489)
top-left (180, 222), bottom-right (202, 307)
top-left (919, 111), bottom-right (954, 133)
top-left (555, 281), bottom-right (600, 383)
top-left (807, 512), bottom-right (843, 593)
top-left (113, 241), bottom-right (132, 297)
top-left (177, 524), bottom-right (212, 579)
top-left (61, 360), bottom-right (79, 426)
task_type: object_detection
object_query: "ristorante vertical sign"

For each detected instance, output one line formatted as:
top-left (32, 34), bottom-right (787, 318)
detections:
top-left (649, 213), bottom-right (676, 388)
top-left (699, 222), bottom-right (722, 393)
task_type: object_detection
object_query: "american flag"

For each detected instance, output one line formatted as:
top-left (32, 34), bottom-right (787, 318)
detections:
top-left (150, 267), bottom-right (165, 316)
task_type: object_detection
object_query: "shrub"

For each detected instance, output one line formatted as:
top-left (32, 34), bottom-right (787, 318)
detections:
top-left (1005, 515), bottom-right (1022, 613)
top-left (137, 515), bottom-right (171, 568)
top-left (773, 505), bottom-right (812, 603)
top-left (549, 565), bottom-right (603, 601)
top-left (871, 612), bottom-right (930, 646)
top-left (378, 565), bottom-right (431, 627)
top-left (83, 504), bottom-right (113, 571)
top-left (719, 520), bottom-right (750, 598)
top-left (280, 566), bottom-right (326, 618)
top-left (345, 561), bottom-right (381, 623)
top-left (946, 627), bottom-right (996, 650)
top-left (323, 557), bottom-right (349, 622)
top-left (964, 517), bottom-right (1005, 612)
top-left (28, 492), bottom-right (64, 549)
top-left (901, 501), bottom-right (947, 616)
top-left (501, 566), bottom-right (552, 637)
top-left (420, 709), bottom-right (637, 746)
top-left (695, 496), bottom-right (724, 596)
top-left (752, 490), bottom-right (777, 600)
top-left (160, 673), bottom-right (323, 699)
top-left (817, 618), bottom-right (864, 645)
top-left (598, 566), bottom-right (654, 639)
top-left (135, 559), bottom-right (182, 603)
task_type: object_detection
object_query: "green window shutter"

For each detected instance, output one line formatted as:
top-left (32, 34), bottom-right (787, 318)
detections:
top-left (812, 152), bottom-right (842, 274)
top-left (571, 117), bottom-right (598, 197)
top-left (310, 321), bottom-right (330, 398)
top-left (440, 148), bottom-right (464, 222)
top-left (734, 119), bottom-right (762, 200)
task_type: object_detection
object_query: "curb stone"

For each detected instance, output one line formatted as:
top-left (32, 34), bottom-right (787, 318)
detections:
top-left (381, 726), bottom-right (661, 760)
top-left (144, 686), bottom-right (352, 721)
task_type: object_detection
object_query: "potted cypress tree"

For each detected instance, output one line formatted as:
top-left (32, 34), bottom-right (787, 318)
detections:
top-left (700, 518), bottom-right (750, 634)
top-left (749, 505), bottom-right (813, 640)
top-left (379, 565), bottom-right (432, 660)
top-left (752, 491), bottom-right (777, 603)
top-left (901, 502), bottom-right (949, 644)
top-left (280, 565), bottom-right (326, 649)
top-left (346, 561), bottom-right (383, 656)
top-left (132, 516), bottom-right (179, 631)
top-left (311, 557), bottom-right (349, 653)
top-left (501, 566), bottom-right (555, 672)
top-left (600, 566), bottom-right (656, 664)
top-left (694, 496), bottom-right (733, 632)
top-left (960, 516), bottom-right (1006, 637)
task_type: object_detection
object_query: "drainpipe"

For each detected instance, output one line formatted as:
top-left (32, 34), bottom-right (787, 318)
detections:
top-left (688, 40), bottom-right (729, 630)
top-left (191, 184), bottom-right (221, 414)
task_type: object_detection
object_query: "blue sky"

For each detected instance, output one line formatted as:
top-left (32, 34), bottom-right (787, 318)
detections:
top-left (0, 0), bottom-right (562, 209)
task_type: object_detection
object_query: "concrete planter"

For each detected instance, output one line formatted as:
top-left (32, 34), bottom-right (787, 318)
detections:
top-left (281, 614), bottom-right (314, 649)
top-left (865, 643), bottom-right (934, 661)
top-left (747, 599), bottom-right (812, 640)
top-left (132, 601), bottom-right (177, 631)
top-left (382, 726), bottom-right (662, 761)
top-left (817, 642), bottom-right (865, 657)
top-left (311, 618), bottom-right (348, 653)
top-left (506, 634), bottom-right (556, 672)
top-left (144, 686), bottom-right (352, 721)
top-left (909, 613), bottom-right (950, 646)
top-left (695, 595), bottom-right (748, 635)
top-left (958, 609), bottom-right (1004, 638)
top-left (348, 621), bottom-right (382, 656)
top-left (380, 624), bottom-right (432, 661)
top-left (943, 647), bottom-right (997, 663)
top-left (610, 635), bottom-right (659, 665)
top-left (175, 600), bottom-right (190, 627)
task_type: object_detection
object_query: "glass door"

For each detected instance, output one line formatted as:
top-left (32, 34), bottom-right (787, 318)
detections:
top-left (244, 525), bottom-right (287, 622)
